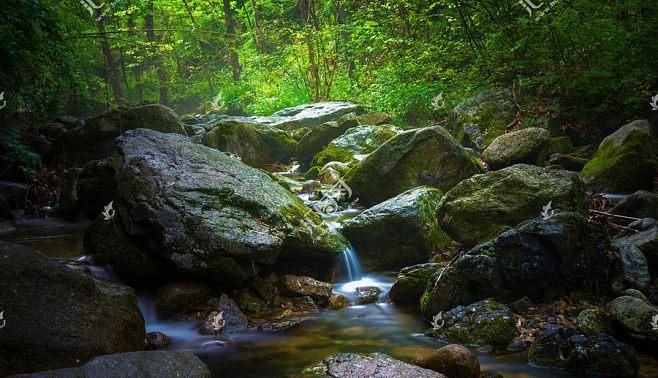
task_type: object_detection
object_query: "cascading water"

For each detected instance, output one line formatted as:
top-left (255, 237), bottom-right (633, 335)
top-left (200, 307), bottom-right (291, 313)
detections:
top-left (340, 246), bottom-right (363, 282)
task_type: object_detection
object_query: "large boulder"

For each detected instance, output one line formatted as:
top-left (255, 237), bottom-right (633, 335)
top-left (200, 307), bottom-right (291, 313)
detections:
top-left (84, 218), bottom-right (176, 284)
top-left (607, 295), bottom-right (658, 348)
top-left (615, 218), bottom-right (658, 277)
top-left (446, 88), bottom-right (517, 150)
top-left (201, 120), bottom-right (297, 167)
top-left (153, 282), bottom-right (212, 319)
top-left (112, 129), bottom-right (349, 283)
top-left (528, 322), bottom-right (639, 377)
top-left (76, 159), bottom-right (117, 219)
top-left (340, 187), bottom-right (449, 270)
top-left (581, 120), bottom-right (656, 193)
top-left (305, 353), bottom-right (446, 378)
top-left (610, 238), bottom-right (651, 293)
top-left (0, 242), bottom-right (144, 376)
top-left (412, 344), bottom-right (480, 378)
top-left (268, 102), bottom-right (368, 131)
top-left (437, 164), bottom-right (588, 247)
top-left (279, 274), bottom-right (332, 304)
top-left (481, 127), bottom-right (551, 170)
top-left (297, 113), bottom-right (360, 166)
top-left (421, 212), bottom-right (610, 316)
top-left (611, 191), bottom-right (658, 220)
top-left (424, 299), bottom-right (518, 350)
top-left (389, 263), bottom-right (440, 305)
top-left (309, 124), bottom-right (400, 168)
top-left (344, 126), bottom-right (483, 206)
top-left (51, 104), bottom-right (186, 167)
top-left (7, 351), bottom-right (211, 378)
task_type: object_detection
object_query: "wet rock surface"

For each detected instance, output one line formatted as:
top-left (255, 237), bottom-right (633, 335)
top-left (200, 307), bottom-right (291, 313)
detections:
top-left (305, 353), bottom-right (446, 378)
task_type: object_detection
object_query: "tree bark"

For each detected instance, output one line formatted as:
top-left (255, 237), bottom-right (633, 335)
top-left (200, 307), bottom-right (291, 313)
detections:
top-left (97, 16), bottom-right (125, 106)
top-left (223, 0), bottom-right (241, 82)
top-left (145, 0), bottom-right (169, 104)
top-left (250, 0), bottom-right (266, 53)
top-left (300, 0), bottom-right (320, 101)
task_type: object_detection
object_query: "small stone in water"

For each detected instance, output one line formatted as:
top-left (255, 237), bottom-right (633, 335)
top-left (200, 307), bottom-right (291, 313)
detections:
top-left (355, 286), bottom-right (382, 304)
top-left (144, 332), bottom-right (172, 350)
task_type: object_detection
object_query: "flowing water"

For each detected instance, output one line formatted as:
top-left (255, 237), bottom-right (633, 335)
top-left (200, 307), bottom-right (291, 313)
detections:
top-left (3, 215), bottom-right (658, 378)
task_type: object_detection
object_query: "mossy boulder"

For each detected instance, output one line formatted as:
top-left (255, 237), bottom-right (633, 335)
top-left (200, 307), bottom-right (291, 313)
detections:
top-left (0, 241), bottom-right (144, 376)
top-left (581, 120), bottom-right (656, 193)
top-left (612, 190), bottom-right (658, 220)
top-left (577, 308), bottom-right (613, 336)
top-left (84, 218), bottom-right (176, 284)
top-left (421, 212), bottom-right (610, 316)
top-left (341, 187), bottom-right (449, 270)
top-left (546, 136), bottom-right (573, 156)
top-left (344, 126), bottom-right (483, 206)
top-left (297, 113), bottom-right (360, 167)
top-left (446, 88), bottom-right (517, 150)
top-left (528, 322), bottom-right (639, 377)
top-left (113, 129), bottom-right (348, 283)
top-left (548, 153), bottom-right (589, 171)
top-left (481, 127), bottom-right (551, 170)
top-left (607, 295), bottom-right (658, 348)
top-left (389, 263), bottom-right (440, 305)
top-left (412, 344), bottom-right (480, 378)
top-left (610, 238), bottom-right (650, 293)
top-left (437, 164), bottom-right (588, 247)
top-left (50, 104), bottom-right (186, 167)
top-left (310, 124), bottom-right (400, 168)
top-left (614, 218), bottom-right (658, 277)
top-left (202, 120), bottom-right (297, 167)
top-left (426, 299), bottom-right (518, 350)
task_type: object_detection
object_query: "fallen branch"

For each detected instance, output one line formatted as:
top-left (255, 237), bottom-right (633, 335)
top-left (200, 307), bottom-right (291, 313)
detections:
top-left (588, 209), bottom-right (641, 222)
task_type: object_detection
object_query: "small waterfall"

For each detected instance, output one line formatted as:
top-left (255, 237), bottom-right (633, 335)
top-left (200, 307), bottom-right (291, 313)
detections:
top-left (340, 247), bottom-right (363, 282)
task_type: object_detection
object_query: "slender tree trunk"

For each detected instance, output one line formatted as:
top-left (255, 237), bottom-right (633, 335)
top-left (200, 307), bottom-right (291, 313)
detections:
top-left (223, 0), bottom-right (241, 82)
top-left (300, 0), bottom-right (320, 101)
top-left (145, 0), bottom-right (169, 104)
top-left (250, 0), bottom-right (266, 53)
top-left (97, 17), bottom-right (125, 106)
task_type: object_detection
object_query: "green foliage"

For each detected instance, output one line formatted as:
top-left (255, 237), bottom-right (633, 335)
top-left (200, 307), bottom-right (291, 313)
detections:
top-left (0, 125), bottom-right (40, 178)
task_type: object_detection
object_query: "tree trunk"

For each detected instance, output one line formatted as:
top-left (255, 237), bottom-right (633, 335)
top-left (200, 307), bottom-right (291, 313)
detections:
top-left (97, 16), bottom-right (125, 106)
top-left (145, 0), bottom-right (169, 104)
top-left (300, 0), bottom-right (320, 101)
top-left (250, 0), bottom-right (266, 53)
top-left (223, 0), bottom-right (241, 82)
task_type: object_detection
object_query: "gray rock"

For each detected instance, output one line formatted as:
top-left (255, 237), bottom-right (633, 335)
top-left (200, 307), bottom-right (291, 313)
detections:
top-left (144, 332), bottom-right (172, 350)
top-left (7, 351), bottom-right (210, 378)
top-left (610, 239), bottom-right (651, 293)
top-left (306, 353), bottom-right (446, 378)
top-left (607, 295), bottom-right (658, 347)
top-left (438, 164), bottom-right (588, 247)
top-left (344, 126), bottom-right (483, 206)
top-left (153, 282), bottom-right (211, 319)
top-left (0, 242), bottom-right (144, 376)
top-left (481, 127), bottom-right (551, 170)
top-left (390, 263), bottom-right (440, 305)
top-left (577, 308), bottom-right (613, 336)
top-left (113, 129), bottom-right (348, 283)
top-left (298, 113), bottom-right (360, 166)
top-left (612, 191), bottom-right (658, 220)
top-left (355, 286), bottom-right (382, 304)
top-left (341, 187), bottom-right (449, 270)
top-left (279, 274), bottom-right (332, 304)
top-left (422, 212), bottom-right (610, 316)
top-left (616, 218), bottom-right (658, 277)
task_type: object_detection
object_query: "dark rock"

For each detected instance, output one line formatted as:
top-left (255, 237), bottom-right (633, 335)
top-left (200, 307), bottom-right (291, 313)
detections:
top-left (528, 322), bottom-right (639, 377)
top-left (610, 239), bottom-right (650, 293)
top-left (548, 153), bottom-right (589, 171)
top-left (279, 274), bottom-right (332, 304)
top-left (144, 332), bottom-right (172, 350)
top-left (438, 164), bottom-right (588, 247)
top-left (329, 293), bottom-right (349, 310)
top-left (0, 241), bottom-right (144, 376)
top-left (202, 120), bottom-right (297, 167)
top-left (355, 286), bottom-right (382, 304)
top-left (76, 159), bottom-right (117, 219)
top-left (258, 319), bottom-right (301, 333)
top-left (113, 129), bottom-right (348, 283)
top-left (50, 104), bottom-right (186, 167)
top-left (412, 344), bottom-right (480, 378)
top-left (581, 120), bottom-right (655, 193)
top-left (506, 296), bottom-right (532, 313)
top-left (306, 353), bottom-right (446, 378)
top-left (615, 218), bottom-right (658, 277)
top-left (6, 351), bottom-right (210, 378)
top-left (607, 295), bottom-right (658, 348)
top-left (199, 294), bottom-right (248, 335)
top-left (481, 127), bottom-right (551, 170)
top-left (345, 126), bottom-right (483, 206)
top-left (425, 299), bottom-right (518, 349)
top-left (422, 212), bottom-right (610, 316)
top-left (577, 308), bottom-right (613, 336)
top-left (293, 295), bottom-right (320, 312)
top-left (153, 282), bottom-right (211, 319)
top-left (0, 194), bottom-right (14, 221)
top-left (84, 218), bottom-right (174, 283)
top-left (390, 263), bottom-right (440, 305)
top-left (341, 187), bottom-right (449, 270)
top-left (611, 191), bottom-right (658, 220)
top-left (310, 125), bottom-right (399, 168)
top-left (251, 274), bottom-right (281, 306)
top-left (0, 181), bottom-right (28, 207)
top-left (357, 112), bottom-right (393, 126)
